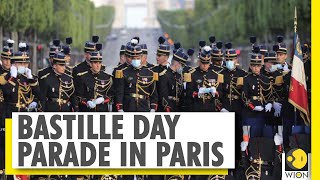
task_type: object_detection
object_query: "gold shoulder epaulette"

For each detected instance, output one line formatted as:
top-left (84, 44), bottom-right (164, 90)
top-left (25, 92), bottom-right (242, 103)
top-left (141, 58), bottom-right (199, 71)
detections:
top-left (40, 73), bottom-right (50, 80)
top-left (159, 69), bottom-right (167, 76)
top-left (115, 70), bottom-right (123, 79)
top-left (184, 73), bottom-right (192, 82)
top-left (275, 75), bottom-right (284, 85)
top-left (153, 72), bottom-right (159, 81)
top-left (236, 77), bottom-right (244, 86)
top-left (77, 71), bottom-right (88, 76)
top-left (217, 74), bottom-right (224, 83)
top-left (0, 72), bottom-right (8, 85)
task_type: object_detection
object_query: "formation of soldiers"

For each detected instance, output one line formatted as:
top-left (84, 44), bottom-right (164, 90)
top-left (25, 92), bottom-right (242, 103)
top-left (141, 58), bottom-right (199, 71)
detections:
top-left (0, 34), bottom-right (311, 180)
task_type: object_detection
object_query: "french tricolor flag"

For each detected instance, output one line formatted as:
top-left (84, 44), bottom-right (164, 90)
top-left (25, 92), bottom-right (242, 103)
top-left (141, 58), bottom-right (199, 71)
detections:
top-left (288, 31), bottom-right (310, 125)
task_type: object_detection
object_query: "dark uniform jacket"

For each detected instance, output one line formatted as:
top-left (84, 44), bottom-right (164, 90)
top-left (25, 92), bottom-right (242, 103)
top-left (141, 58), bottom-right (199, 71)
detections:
top-left (157, 67), bottom-right (183, 112)
top-left (39, 71), bottom-right (78, 112)
top-left (1, 74), bottom-right (40, 118)
top-left (241, 73), bottom-right (272, 119)
top-left (221, 67), bottom-right (248, 114)
top-left (185, 67), bottom-right (223, 112)
top-left (115, 65), bottom-right (158, 112)
top-left (76, 70), bottom-right (113, 112)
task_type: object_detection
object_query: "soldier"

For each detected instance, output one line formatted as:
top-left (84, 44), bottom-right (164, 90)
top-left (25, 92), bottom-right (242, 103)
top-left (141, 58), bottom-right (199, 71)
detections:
top-left (180, 49), bottom-right (195, 112)
top-left (210, 41), bottom-right (224, 73)
top-left (73, 36), bottom-right (105, 111)
top-left (39, 52), bottom-right (78, 112)
top-left (38, 39), bottom-right (61, 78)
top-left (140, 44), bottom-right (154, 68)
top-left (0, 39), bottom-right (14, 178)
top-left (241, 46), bottom-right (273, 142)
top-left (185, 45), bottom-right (223, 113)
top-left (111, 42), bottom-right (135, 112)
top-left (1, 42), bottom-right (40, 117)
top-left (115, 44), bottom-right (158, 112)
top-left (0, 44), bottom-right (40, 180)
top-left (151, 36), bottom-right (170, 112)
top-left (159, 50), bottom-right (188, 112)
top-left (275, 35), bottom-right (291, 72)
top-left (239, 47), bottom-right (280, 180)
top-left (219, 42), bottom-right (248, 179)
top-left (262, 50), bottom-right (287, 179)
top-left (76, 44), bottom-right (114, 112)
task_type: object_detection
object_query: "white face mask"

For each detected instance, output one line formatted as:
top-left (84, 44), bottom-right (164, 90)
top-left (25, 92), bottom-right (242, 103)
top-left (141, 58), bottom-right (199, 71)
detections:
top-left (131, 59), bottom-right (141, 68)
top-left (276, 64), bottom-right (283, 70)
top-left (17, 66), bottom-right (26, 74)
top-left (270, 65), bottom-right (278, 72)
top-left (225, 61), bottom-right (235, 70)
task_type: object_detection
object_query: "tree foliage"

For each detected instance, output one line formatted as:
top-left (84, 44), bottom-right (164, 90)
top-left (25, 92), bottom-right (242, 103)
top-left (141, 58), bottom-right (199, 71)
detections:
top-left (158, 0), bottom-right (311, 48)
top-left (0, 0), bottom-right (115, 50)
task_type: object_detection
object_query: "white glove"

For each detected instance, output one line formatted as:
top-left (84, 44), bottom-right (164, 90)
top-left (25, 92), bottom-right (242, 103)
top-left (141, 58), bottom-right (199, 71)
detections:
top-left (220, 108), bottom-right (229, 112)
top-left (253, 105), bottom-right (264, 111)
top-left (10, 66), bottom-right (17, 78)
top-left (283, 64), bottom-right (290, 72)
top-left (25, 68), bottom-right (33, 79)
top-left (198, 87), bottom-right (206, 95)
top-left (274, 133), bottom-right (283, 145)
top-left (183, 82), bottom-right (187, 90)
top-left (118, 109), bottom-right (124, 112)
top-left (209, 87), bottom-right (216, 96)
top-left (87, 101), bottom-right (96, 109)
top-left (28, 102), bottom-right (37, 110)
top-left (273, 102), bottom-right (282, 117)
top-left (240, 141), bottom-right (248, 151)
top-left (273, 102), bottom-right (282, 111)
top-left (94, 97), bottom-right (105, 105)
top-left (150, 109), bottom-right (155, 112)
top-left (265, 103), bottom-right (272, 112)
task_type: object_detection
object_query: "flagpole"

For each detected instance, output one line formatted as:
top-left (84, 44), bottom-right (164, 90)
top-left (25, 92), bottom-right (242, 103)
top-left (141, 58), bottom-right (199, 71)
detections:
top-left (294, 6), bottom-right (297, 33)
top-left (293, 6), bottom-right (298, 125)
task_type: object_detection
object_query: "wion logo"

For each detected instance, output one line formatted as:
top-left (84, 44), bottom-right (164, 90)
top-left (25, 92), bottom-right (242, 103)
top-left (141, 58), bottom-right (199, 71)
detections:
top-left (282, 148), bottom-right (310, 180)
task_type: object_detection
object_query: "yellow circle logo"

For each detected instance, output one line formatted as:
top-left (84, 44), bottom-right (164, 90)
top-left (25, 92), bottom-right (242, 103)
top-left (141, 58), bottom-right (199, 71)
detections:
top-left (286, 148), bottom-right (308, 170)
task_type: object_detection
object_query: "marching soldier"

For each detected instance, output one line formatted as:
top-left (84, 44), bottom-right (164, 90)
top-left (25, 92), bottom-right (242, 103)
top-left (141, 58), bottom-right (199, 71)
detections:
top-left (73, 36), bottom-right (105, 111)
top-left (239, 47), bottom-right (280, 180)
top-left (0, 44), bottom-right (40, 180)
top-left (241, 46), bottom-right (273, 143)
top-left (159, 50), bottom-right (188, 112)
top-left (39, 52), bottom-right (78, 112)
top-left (219, 42), bottom-right (248, 180)
top-left (210, 41), bottom-right (224, 73)
top-left (151, 36), bottom-right (171, 112)
top-left (0, 39), bottom-right (14, 179)
top-left (180, 49), bottom-right (195, 112)
top-left (115, 44), bottom-right (158, 112)
top-left (76, 44), bottom-right (114, 112)
top-left (1, 42), bottom-right (40, 117)
top-left (111, 42), bottom-right (135, 112)
top-left (185, 45), bottom-right (223, 113)
top-left (275, 35), bottom-right (291, 72)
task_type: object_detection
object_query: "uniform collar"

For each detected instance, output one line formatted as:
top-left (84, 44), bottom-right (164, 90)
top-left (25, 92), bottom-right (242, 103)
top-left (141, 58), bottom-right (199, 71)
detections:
top-left (1, 66), bottom-right (10, 72)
